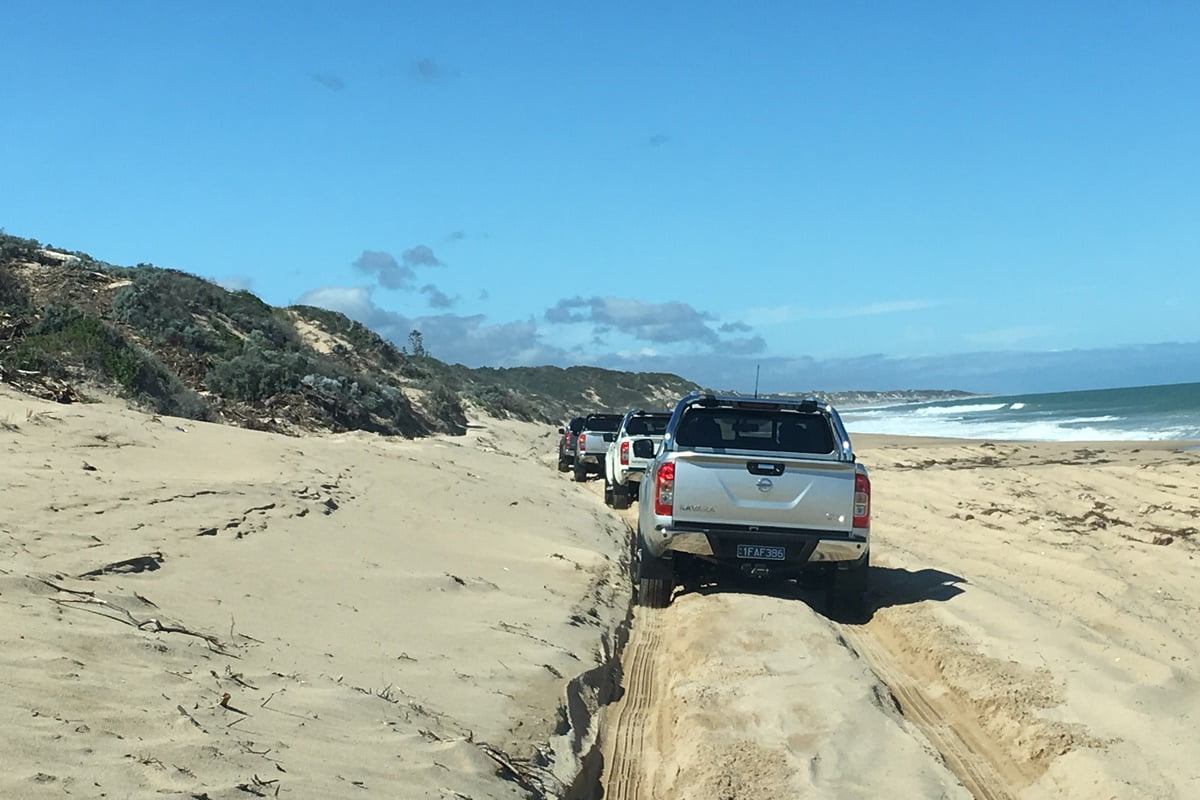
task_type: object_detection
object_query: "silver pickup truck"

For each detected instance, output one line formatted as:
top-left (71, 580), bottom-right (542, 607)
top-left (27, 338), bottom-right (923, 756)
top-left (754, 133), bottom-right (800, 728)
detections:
top-left (634, 392), bottom-right (871, 616)
top-left (571, 413), bottom-right (623, 482)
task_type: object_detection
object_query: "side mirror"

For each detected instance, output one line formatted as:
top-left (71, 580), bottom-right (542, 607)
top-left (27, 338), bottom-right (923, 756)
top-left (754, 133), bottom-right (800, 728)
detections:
top-left (632, 438), bottom-right (656, 459)
top-left (558, 427), bottom-right (566, 434)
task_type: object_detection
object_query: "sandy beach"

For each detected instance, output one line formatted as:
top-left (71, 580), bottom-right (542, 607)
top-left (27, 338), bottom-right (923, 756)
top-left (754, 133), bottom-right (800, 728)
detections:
top-left (1, 384), bottom-right (629, 799)
top-left (599, 434), bottom-right (1200, 800)
top-left (4, 383), bottom-right (1200, 799)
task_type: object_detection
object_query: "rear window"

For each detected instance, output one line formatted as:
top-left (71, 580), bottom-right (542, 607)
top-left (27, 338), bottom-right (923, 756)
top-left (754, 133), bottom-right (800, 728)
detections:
top-left (568, 418), bottom-right (586, 433)
top-left (674, 409), bottom-right (834, 454)
top-left (625, 415), bottom-right (670, 436)
top-left (585, 415), bottom-right (622, 432)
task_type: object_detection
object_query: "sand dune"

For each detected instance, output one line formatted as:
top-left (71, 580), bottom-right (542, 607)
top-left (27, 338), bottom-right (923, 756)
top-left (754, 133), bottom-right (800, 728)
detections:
top-left (1, 386), bottom-right (627, 798)
top-left (4, 384), bottom-right (1199, 799)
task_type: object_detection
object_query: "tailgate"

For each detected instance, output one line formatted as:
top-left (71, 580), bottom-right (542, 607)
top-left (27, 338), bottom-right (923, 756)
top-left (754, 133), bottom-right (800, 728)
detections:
top-left (583, 433), bottom-right (615, 454)
top-left (671, 452), bottom-right (856, 532)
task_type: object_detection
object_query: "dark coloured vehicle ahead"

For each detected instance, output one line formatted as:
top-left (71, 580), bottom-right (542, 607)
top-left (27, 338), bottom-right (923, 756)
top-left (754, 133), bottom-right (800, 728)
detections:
top-left (557, 416), bottom-right (585, 472)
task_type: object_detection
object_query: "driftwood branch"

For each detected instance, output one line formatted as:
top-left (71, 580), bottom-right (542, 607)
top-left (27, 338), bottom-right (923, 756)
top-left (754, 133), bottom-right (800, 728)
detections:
top-left (37, 578), bottom-right (94, 597)
top-left (43, 581), bottom-right (235, 656)
top-left (236, 774), bottom-right (280, 797)
top-left (476, 741), bottom-right (550, 797)
top-left (0, 364), bottom-right (84, 403)
top-left (177, 704), bottom-right (206, 733)
top-left (260, 690), bottom-right (308, 720)
top-left (220, 665), bottom-right (259, 690)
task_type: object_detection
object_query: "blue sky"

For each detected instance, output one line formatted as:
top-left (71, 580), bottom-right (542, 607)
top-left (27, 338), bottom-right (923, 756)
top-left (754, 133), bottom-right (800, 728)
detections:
top-left (4, 1), bottom-right (1198, 395)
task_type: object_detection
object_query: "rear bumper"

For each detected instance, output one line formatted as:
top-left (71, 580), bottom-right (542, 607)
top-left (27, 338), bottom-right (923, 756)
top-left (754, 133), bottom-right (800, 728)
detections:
top-left (649, 526), bottom-right (868, 565)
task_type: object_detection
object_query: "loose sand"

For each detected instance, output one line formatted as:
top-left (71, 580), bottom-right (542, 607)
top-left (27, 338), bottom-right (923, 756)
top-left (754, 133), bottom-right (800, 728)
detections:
top-left (1, 385), bottom-right (627, 798)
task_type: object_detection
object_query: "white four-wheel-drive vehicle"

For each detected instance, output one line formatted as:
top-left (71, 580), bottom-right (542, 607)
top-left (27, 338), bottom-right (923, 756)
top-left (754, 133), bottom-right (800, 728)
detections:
top-left (635, 392), bottom-right (871, 617)
top-left (603, 409), bottom-right (670, 510)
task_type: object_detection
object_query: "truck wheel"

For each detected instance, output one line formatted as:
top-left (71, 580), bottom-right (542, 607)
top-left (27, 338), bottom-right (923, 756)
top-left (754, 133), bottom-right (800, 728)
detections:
top-left (827, 553), bottom-right (870, 622)
top-left (557, 456), bottom-right (571, 473)
top-left (635, 539), bottom-right (675, 608)
top-left (603, 475), bottom-right (614, 506)
top-left (573, 461), bottom-right (587, 482)
top-left (611, 481), bottom-right (631, 510)
top-left (638, 576), bottom-right (674, 608)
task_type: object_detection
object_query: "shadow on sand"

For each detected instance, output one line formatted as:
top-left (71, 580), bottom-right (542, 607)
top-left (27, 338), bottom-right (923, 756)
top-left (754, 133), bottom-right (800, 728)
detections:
top-left (867, 565), bottom-right (966, 610)
top-left (678, 564), bottom-right (966, 624)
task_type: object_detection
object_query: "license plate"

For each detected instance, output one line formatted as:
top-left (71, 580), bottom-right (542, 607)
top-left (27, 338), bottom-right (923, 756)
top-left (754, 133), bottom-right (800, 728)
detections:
top-left (736, 544), bottom-right (785, 560)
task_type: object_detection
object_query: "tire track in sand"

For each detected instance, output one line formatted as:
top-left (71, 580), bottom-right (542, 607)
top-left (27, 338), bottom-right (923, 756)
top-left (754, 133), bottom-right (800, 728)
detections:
top-left (839, 624), bottom-right (1019, 800)
top-left (592, 483), bottom-right (1012, 800)
top-left (600, 605), bottom-right (663, 800)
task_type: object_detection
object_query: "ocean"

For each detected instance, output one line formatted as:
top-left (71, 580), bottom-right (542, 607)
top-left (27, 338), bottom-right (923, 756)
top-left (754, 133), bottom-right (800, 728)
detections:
top-left (839, 381), bottom-right (1200, 442)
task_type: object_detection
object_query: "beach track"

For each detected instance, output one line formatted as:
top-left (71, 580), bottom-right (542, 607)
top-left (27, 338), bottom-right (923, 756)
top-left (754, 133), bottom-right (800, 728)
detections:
top-left (598, 597), bottom-right (1024, 799)
top-left (595, 493), bottom-right (1024, 800)
top-left (599, 604), bottom-right (664, 800)
top-left (839, 622), bottom-right (1020, 800)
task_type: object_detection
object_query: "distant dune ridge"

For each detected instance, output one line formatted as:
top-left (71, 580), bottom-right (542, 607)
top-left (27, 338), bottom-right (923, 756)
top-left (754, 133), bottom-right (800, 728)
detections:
top-left (1, 232), bottom-right (968, 439)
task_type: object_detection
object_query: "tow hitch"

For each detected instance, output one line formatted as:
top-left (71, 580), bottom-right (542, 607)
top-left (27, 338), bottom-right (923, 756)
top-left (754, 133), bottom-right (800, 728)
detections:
top-left (743, 563), bottom-right (772, 579)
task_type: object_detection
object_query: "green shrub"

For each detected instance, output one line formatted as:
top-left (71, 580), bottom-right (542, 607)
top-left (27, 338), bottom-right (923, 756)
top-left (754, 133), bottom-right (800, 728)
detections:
top-left (132, 361), bottom-right (212, 420)
top-left (425, 382), bottom-right (467, 430)
top-left (205, 332), bottom-right (312, 401)
top-left (11, 304), bottom-right (209, 419)
top-left (24, 305), bottom-right (138, 386)
top-left (0, 264), bottom-right (32, 312)
top-left (466, 383), bottom-right (544, 422)
top-left (0, 233), bottom-right (40, 263)
top-left (113, 270), bottom-right (221, 350)
top-left (113, 267), bottom-right (296, 353)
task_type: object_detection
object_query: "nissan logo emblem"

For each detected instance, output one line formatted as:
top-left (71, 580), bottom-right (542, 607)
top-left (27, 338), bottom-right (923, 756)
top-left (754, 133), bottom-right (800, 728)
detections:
top-left (756, 478), bottom-right (773, 492)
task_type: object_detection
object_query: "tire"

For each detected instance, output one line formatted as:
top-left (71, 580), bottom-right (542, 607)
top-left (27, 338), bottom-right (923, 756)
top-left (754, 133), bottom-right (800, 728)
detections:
top-left (557, 457), bottom-right (571, 473)
top-left (611, 480), bottom-right (631, 510)
top-left (603, 474), bottom-right (614, 506)
top-left (573, 460), bottom-right (587, 482)
top-left (638, 576), bottom-right (673, 608)
top-left (635, 537), bottom-right (675, 608)
top-left (827, 552), bottom-right (870, 622)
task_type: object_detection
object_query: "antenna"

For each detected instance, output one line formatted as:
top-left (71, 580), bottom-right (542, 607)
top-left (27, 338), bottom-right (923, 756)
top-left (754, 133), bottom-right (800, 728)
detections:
top-left (754, 364), bottom-right (760, 398)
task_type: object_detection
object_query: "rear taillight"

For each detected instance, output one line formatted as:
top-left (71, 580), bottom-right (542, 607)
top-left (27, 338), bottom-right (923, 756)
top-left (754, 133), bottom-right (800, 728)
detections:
top-left (620, 441), bottom-right (630, 465)
top-left (578, 433), bottom-right (586, 449)
top-left (853, 472), bottom-right (871, 528)
top-left (653, 462), bottom-right (675, 516)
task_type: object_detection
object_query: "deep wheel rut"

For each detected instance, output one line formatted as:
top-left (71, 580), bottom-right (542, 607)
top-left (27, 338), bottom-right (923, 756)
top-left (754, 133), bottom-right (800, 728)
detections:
top-left (599, 607), bottom-right (662, 800)
top-left (589, 488), bottom-right (1022, 800)
top-left (597, 601), bottom-right (1025, 800)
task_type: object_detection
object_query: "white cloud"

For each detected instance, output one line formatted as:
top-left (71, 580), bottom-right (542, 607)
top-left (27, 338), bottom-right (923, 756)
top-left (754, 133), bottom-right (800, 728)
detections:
top-left (296, 286), bottom-right (376, 317)
top-left (295, 285), bottom-right (566, 366)
top-left (214, 274), bottom-right (254, 292)
top-left (743, 299), bottom-right (940, 325)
